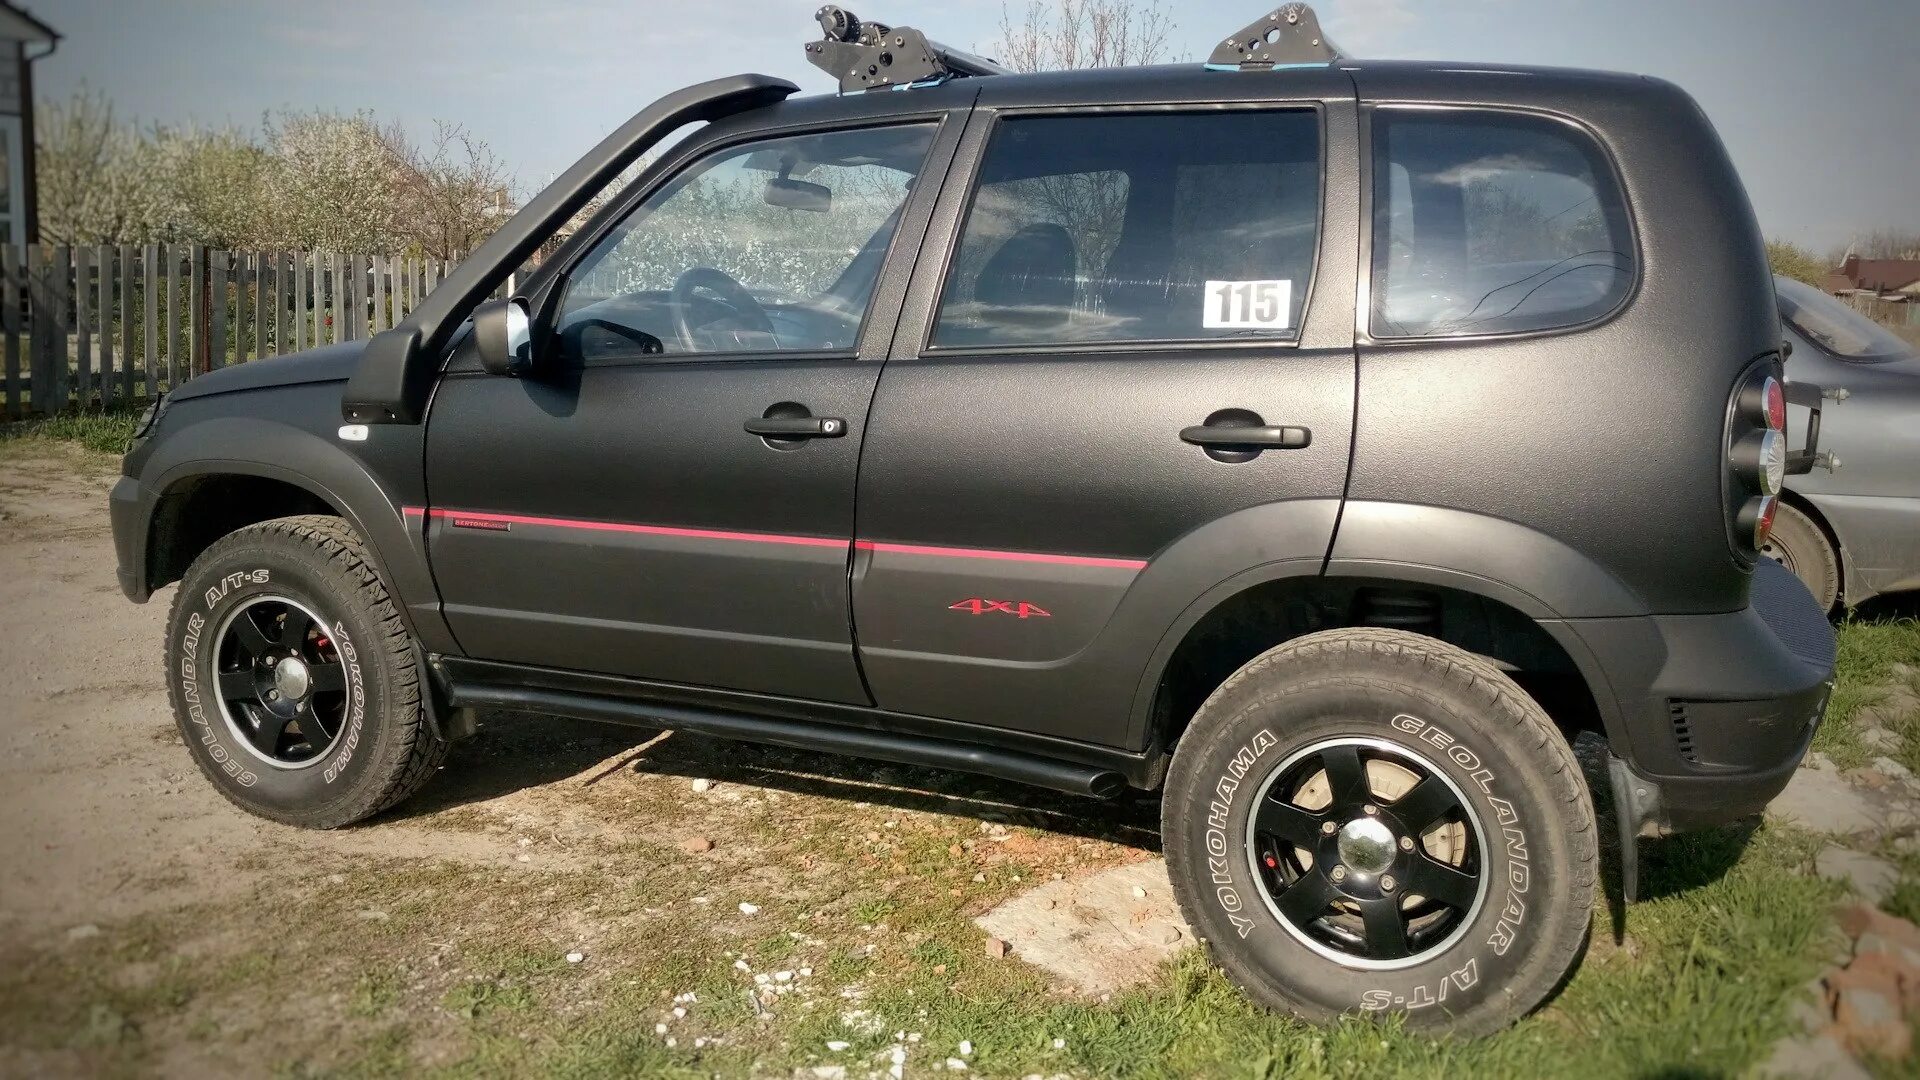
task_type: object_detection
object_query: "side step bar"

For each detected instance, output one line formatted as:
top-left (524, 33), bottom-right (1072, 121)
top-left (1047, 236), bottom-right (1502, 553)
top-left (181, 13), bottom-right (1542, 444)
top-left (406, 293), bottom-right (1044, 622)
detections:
top-left (442, 681), bottom-right (1130, 799)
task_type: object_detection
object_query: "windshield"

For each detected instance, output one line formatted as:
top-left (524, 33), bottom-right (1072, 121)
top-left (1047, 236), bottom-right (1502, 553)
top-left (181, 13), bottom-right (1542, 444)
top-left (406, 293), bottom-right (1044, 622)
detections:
top-left (1776, 276), bottom-right (1915, 364)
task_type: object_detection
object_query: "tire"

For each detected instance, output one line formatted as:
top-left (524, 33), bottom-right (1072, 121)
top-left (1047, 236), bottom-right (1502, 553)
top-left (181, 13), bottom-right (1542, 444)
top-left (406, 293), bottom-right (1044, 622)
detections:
top-left (1760, 501), bottom-right (1840, 612)
top-left (163, 515), bottom-right (447, 828)
top-left (1162, 628), bottom-right (1596, 1036)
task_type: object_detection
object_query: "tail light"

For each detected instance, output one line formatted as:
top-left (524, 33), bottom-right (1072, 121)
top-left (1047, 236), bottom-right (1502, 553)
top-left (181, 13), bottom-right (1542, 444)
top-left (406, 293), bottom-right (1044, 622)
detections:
top-left (1727, 368), bottom-right (1787, 552)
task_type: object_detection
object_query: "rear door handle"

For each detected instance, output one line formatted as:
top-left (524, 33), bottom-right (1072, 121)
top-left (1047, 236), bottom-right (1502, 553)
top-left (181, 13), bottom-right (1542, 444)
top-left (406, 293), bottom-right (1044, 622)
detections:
top-left (1180, 424), bottom-right (1312, 450)
top-left (745, 416), bottom-right (847, 439)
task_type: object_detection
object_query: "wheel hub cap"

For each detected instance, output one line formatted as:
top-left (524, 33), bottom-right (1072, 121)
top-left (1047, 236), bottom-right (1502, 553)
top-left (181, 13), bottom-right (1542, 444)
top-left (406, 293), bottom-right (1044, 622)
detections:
top-left (1336, 816), bottom-right (1397, 875)
top-left (273, 656), bottom-right (311, 700)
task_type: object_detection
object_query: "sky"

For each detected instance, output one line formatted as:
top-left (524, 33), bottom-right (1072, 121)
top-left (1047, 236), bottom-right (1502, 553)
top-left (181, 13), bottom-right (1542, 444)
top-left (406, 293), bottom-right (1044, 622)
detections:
top-left (29, 0), bottom-right (1920, 253)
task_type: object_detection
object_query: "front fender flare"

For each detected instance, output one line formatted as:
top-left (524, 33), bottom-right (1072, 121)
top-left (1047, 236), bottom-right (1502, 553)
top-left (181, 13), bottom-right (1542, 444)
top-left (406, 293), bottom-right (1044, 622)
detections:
top-left (135, 416), bottom-right (451, 654)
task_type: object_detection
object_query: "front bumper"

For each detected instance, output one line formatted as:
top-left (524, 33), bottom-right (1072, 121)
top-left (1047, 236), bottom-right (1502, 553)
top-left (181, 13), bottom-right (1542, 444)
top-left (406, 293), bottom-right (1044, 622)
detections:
top-left (110, 474), bottom-right (153, 603)
top-left (1565, 557), bottom-right (1836, 833)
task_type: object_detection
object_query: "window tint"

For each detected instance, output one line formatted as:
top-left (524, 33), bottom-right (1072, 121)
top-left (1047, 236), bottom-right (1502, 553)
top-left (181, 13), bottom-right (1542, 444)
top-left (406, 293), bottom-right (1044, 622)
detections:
top-left (558, 124), bottom-right (933, 361)
top-left (1370, 110), bottom-right (1634, 338)
top-left (932, 110), bottom-right (1320, 348)
top-left (1776, 276), bottom-right (1914, 364)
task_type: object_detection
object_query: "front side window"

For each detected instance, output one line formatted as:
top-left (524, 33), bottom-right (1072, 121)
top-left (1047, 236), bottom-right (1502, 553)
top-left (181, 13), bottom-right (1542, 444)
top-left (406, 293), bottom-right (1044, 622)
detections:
top-left (558, 123), bottom-right (934, 361)
top-left (932, 110), bottom-right (1321, 348)
top-left (1370, 109), bottom-right (1635, 338)
top-left (1776, 275), bottom-right (1914, 364)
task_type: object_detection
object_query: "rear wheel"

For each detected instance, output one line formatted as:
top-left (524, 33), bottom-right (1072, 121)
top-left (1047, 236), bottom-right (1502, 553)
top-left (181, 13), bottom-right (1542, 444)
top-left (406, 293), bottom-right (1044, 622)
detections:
top-left (1162, 628), bottom-right (1595, 1035)
top-left (164, 515), bottom-right (446, 828)
top-left (1759, 501), bottom-right (1840, 612)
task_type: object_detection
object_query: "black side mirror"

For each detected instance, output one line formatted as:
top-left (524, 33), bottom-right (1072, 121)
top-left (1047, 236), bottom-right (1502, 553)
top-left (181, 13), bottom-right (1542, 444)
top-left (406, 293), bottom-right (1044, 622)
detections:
top-left (475, 298), bottom-right (535, 377)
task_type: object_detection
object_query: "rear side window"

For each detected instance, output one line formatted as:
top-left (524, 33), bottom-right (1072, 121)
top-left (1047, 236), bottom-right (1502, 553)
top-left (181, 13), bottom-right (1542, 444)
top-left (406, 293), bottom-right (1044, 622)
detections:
top-left (1369, 109), bottom-right (1634, 338)
top-left (932, 110), bottom-right (1321, 348)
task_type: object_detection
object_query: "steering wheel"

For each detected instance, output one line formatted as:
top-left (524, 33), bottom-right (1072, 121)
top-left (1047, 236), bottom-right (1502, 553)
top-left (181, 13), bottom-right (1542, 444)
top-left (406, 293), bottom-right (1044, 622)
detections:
top-left (671, 267), bottom-right (776, 352)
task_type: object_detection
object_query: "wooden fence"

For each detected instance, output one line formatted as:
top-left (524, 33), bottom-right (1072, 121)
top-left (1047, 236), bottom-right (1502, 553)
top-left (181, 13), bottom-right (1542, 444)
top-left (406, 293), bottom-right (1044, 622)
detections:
top-left (1844, 292), bottom-right (1920, 329)
top-left (3, 245), bottom-right (465, 419)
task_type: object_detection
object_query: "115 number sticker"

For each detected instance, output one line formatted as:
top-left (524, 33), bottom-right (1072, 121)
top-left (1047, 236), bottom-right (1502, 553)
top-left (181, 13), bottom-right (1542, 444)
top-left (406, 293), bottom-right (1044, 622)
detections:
top-left (1203, 279), bottom-right (1293, 331)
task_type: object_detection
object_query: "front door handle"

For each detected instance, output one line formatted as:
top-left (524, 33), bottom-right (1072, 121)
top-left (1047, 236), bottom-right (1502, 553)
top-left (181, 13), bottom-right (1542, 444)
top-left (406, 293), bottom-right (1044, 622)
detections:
top-left (745, 415), bottom-right (847, 439)
top-left (1180, 424), bottom-right (1311, 450)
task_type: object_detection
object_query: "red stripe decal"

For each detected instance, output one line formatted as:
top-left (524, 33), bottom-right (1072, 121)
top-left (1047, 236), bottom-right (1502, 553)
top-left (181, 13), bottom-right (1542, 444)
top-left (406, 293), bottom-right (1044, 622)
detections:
top-left (404, 507), bottom-right (1148, 570)
top-left (423, 508), bottom-right (847, 549)
top-left (855, 539), bottom-right (1148, 570)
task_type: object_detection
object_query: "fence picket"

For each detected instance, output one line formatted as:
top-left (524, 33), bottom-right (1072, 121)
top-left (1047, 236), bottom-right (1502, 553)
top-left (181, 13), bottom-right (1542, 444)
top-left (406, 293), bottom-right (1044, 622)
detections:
top-left (294, 252), bottom-right (309, 352)
top-left (188, 245), bottom-right (206, 378)
top-left (208, 251), bottom-right (227, 370)
top-left (2, 246), bottom-right (17, 419)
top-left (73, 245), bottom-right (92, 408)
top-left (97, 245), bottom-right (115, 407)
top-left (143, 246), bottom-right (158, 397)
top-left (330, 252), bottom-right (345, 344)
top-left (120, 244), bottom-right (137, 401)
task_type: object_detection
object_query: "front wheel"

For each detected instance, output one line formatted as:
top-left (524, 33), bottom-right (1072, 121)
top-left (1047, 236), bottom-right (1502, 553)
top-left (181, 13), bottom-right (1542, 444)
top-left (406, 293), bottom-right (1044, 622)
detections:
top-left (1162, 628), bottom-right (1596, 1036)
top-left (163, 515), bottom-right (447, 828)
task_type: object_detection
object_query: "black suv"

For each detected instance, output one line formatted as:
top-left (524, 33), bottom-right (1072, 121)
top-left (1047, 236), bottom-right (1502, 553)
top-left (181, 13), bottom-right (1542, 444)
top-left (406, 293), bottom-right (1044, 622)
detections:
top-left (110, 5), bottom-right (1836, 1035)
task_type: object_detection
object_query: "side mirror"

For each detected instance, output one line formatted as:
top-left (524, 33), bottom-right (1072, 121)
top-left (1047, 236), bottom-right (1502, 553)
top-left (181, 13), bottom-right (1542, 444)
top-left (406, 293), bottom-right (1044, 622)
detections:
top-left (765, 176), bottom-right (832, 213)
top-left (475, 297), bottom-right (535, 377)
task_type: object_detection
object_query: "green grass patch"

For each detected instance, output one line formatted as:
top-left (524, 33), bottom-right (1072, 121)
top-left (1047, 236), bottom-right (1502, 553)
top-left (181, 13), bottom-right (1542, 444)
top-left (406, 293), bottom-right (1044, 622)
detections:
top-left (1, 403), bottom-right (144, 455)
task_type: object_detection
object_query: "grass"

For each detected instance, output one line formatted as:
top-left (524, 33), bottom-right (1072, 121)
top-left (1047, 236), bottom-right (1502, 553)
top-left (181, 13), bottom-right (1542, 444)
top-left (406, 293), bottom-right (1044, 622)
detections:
top-left (0, 402), bottom-right (145, 455)
top-left (1813, 611), bottom-right (1920, 771)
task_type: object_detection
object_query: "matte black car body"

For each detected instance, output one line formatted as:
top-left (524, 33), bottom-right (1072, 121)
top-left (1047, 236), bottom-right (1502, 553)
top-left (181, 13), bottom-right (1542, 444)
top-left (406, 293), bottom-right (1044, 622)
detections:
top-left (115, 60), bottom-right (1833, 849)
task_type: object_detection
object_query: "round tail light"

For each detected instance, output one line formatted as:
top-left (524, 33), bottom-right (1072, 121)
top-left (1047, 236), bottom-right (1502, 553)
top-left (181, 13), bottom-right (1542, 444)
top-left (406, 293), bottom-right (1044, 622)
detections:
top-left (1761, 377), bottom-right (1787, 431)
top-left (1733, 429), bottom-right (1788, 495)
top-left (1741, 495), bottom-right (1779, 548)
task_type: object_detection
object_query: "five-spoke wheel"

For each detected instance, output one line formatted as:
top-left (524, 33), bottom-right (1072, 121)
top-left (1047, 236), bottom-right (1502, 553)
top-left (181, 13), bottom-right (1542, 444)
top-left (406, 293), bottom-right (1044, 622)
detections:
top-left (1248, 736), bottom-right (1485, 969)
top-left (214, 595), bottom-right (349, 768)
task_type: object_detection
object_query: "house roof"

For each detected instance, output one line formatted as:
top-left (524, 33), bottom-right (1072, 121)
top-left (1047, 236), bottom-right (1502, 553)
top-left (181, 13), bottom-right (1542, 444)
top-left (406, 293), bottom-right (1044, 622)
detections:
top-left (0, 3), bottom-right (56, 45)
top-left (1821, 272), bottom-right (1855, 295)
top-left (1848, 258), bottom-right (1920, 293)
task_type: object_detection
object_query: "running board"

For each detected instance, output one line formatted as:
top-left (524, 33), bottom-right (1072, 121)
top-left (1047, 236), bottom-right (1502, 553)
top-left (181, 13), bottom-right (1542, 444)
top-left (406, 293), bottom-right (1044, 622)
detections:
top-left (439, 675), bottom-right (1130, 799)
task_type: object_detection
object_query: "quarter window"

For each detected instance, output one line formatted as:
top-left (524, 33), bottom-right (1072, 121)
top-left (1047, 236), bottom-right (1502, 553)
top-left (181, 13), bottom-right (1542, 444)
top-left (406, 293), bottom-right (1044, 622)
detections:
top-left (558, 124), bottom-right (934, 362)
top-left (1369, 109), bottom-right (1634, 338)
top-left (932, 110), bottom-right (1321, 348)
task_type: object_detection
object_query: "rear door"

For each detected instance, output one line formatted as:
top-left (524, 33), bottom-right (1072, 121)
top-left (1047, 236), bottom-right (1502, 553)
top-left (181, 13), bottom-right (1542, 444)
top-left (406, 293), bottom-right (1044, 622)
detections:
top-left (852, 74), bottom-right (1361, 746)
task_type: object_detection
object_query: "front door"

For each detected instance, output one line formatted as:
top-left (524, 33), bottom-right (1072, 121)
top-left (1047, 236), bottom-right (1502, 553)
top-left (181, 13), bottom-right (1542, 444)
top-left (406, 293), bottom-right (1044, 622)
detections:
top-left (852, 82), bottom-right (1361, 745)
top-left (425, 119), bottom-right (945, 703)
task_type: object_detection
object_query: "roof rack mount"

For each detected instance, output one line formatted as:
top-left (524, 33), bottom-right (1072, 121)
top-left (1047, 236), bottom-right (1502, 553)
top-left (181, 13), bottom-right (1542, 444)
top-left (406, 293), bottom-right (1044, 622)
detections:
top-left (1207, 3), bottom-right (1342, 70)
top-left (805, 6), bottom-right (1008, 94)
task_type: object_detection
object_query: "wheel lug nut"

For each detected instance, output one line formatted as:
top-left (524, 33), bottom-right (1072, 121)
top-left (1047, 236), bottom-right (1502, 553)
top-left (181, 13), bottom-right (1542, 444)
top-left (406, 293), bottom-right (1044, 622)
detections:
top-left (1381, 875), bottom-right (1397, 892)
top-left (1362, 804), bottom-right (1378, 815)
top-left (1321, 820), bottom-right (1337, 835)
top-left (267, 690), bottom-right (279, 700)
top-left (1330, 865), bottom-right (1347, 883)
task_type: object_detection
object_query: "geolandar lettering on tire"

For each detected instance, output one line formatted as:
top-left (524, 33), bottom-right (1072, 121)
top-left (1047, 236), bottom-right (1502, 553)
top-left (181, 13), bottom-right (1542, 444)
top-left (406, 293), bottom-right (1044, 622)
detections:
top-left (178, 569), bottom-right (273, 789)
top-left (1206, 727), bottom-right (1280, 939)
top-left (321, 619), bottom-right (367, 784)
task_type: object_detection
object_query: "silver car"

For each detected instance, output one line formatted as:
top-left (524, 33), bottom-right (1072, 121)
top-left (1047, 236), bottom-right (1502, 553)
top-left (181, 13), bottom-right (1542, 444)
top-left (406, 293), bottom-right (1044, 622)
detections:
top-left (1770, 275), bottom-right (1920, 610)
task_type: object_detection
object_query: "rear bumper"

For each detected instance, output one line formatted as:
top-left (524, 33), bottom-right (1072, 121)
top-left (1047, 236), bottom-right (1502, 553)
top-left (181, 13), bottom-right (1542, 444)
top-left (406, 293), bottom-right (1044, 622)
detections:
top-left (1560, 558), bottom-right (1836, 833)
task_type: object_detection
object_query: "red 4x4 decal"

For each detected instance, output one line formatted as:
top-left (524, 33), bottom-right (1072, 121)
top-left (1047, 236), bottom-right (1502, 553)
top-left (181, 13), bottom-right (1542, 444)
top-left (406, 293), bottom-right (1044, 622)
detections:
top-left (949, 598), bottom-right (1051, 619)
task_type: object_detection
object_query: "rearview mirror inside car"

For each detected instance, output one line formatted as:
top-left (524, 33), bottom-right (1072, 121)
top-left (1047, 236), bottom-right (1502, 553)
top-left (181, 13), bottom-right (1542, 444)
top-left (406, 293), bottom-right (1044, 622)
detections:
top-left (766, 176), bottom-right (832, 213)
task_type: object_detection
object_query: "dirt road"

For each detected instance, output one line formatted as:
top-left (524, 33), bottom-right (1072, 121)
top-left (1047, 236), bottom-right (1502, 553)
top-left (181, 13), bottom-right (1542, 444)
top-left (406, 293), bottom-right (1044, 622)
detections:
top-left (0, 443), bottom-right (1160, 1077)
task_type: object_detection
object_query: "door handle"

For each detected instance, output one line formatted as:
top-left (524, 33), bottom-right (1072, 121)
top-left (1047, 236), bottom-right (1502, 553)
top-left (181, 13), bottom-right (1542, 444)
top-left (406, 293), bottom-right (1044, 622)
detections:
top-left (745, 415), bottom-right (847, 439)
top-left (1180, 424), bottom-right (1311, 450)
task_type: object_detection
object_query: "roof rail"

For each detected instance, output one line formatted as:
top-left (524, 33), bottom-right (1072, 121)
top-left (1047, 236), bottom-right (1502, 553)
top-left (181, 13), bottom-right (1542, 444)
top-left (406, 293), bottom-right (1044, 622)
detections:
top-left (805, 6), bottom-right (1009, 94)
top-left (1206, 3), bottom-right (1343, 70)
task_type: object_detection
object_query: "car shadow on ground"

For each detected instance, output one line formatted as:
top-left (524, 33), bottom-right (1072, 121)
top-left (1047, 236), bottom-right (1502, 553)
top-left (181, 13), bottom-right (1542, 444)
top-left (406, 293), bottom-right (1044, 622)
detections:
top-left (380, 709), bottom-right (1164, 852)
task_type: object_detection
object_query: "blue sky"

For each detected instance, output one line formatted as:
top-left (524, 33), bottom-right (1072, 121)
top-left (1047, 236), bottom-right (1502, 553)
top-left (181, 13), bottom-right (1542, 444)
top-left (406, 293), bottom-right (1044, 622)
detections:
top-left (32, 0), bottom-right (1920, 252)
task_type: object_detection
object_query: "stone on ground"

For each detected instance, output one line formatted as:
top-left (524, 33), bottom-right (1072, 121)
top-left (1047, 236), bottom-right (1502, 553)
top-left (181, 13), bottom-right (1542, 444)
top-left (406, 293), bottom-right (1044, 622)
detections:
top-left (1757, 1032), bottom-right (1873, 1080)
top-left (1768, 768), bottom-right (1882, 835)
top-left (1815, 846), bottom-right (1899, 904)
top-left (974, 860), bottom-right (1191, 994)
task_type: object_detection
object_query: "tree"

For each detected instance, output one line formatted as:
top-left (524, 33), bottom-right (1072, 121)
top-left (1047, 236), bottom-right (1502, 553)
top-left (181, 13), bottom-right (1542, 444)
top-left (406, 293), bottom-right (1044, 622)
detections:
top-left (384, 120), bottom-right (513, 260)
top-left (152, 126), bottom-right (272, 248)
top-left (1766, 239), bottom-right (1828, 288)
top-left (33, 87), bottom-right (169, 245)
top-left (987, 0), bottom-right (1179, 73)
